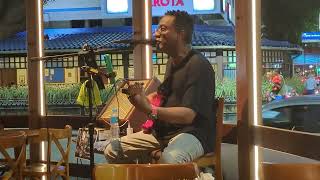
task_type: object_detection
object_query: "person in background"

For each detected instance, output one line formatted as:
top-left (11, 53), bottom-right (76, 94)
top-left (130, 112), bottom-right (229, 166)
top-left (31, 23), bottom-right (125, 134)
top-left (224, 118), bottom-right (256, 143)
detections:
top-left (304, 73), bottom-right (317, 95)
top-left (104, 10), bottom-right (216, 164)
top-left (271, 70), bottom-right (283, 95)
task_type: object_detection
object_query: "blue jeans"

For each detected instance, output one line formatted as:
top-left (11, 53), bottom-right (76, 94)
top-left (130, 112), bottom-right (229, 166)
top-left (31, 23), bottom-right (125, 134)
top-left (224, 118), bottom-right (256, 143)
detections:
top-left (104, 131), bottom-right (204, 164)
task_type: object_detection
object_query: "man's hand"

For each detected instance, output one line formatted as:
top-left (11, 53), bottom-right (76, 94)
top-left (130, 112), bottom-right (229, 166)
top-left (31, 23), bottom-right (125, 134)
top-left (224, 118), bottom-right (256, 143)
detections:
top-left (126, 82), bottom-right (152, 114)
top-left (126, 82), bottom-right (145, 97)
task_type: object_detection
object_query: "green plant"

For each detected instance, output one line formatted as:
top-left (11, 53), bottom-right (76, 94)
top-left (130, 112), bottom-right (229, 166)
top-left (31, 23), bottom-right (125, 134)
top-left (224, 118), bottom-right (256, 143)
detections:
top-left (0, 75), bottom-right (306, 106)
top-left (261, 76), bottom-right (273, 100)
top-left (215, 77), bottom-right (280, 102)
top-left (46, 83), bottom-right (81, 105)
top-left (0, 83), bottom-right (114, 106)
top-left (0, 85), bottom-right (28, 99)
top-left (284, 75), bottom-right (304, 95)
top-left (215, 78), bottom-right (237, 102)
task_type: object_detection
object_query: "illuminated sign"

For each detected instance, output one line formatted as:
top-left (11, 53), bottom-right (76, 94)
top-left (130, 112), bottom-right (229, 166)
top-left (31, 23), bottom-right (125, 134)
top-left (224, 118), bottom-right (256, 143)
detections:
top-left (43, 0), bottom-right (221, 21)
top-left (193, 0), bottom-right (215, 11)
top-left (302, 32), bottom-right (320, 43)
top-left (151, 0), bottom-right (218, 16)
top-left (152, 0), bottom-right (184, 7)
top-left (107, 0), bottom-right (128, 13)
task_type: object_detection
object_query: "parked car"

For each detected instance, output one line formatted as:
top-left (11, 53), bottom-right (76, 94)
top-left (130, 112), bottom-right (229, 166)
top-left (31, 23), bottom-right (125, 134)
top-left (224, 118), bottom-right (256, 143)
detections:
top-left (262, 95), bottom-right (320, 133)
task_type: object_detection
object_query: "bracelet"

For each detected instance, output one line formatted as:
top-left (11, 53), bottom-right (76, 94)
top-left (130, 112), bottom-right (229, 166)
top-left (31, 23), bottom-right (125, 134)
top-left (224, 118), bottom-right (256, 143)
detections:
top-left (148, 105), bottom-right (158, 120)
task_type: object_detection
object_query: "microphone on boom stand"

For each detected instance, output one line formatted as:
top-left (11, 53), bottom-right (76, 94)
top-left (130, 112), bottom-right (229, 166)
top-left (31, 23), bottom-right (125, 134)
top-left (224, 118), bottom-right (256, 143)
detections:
top-left (80, 66), bottom-right (117, 79)
top-left (78, 44), bottom-right (105, 89)
top-left (78, 44), bottom-right (118, 179)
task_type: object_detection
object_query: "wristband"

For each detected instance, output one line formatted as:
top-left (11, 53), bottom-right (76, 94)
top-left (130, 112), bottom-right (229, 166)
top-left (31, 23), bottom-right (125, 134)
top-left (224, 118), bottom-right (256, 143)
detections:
top-left (148, 105), bottom-right (158, 120)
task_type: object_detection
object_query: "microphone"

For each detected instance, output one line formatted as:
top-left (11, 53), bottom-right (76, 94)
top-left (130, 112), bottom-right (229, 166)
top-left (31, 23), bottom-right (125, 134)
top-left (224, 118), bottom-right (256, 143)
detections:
top-left (103, 71), bottom-right (117, 79)
top-left (81, 66), bottom-right (116, 79)
top-left (81, 66), bottom-right (99, 74)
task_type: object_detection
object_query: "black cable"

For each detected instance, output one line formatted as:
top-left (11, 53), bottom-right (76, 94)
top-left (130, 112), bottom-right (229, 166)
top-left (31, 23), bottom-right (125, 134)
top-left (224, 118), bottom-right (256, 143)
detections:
top-left (115, 82), bottom-right (120, 119)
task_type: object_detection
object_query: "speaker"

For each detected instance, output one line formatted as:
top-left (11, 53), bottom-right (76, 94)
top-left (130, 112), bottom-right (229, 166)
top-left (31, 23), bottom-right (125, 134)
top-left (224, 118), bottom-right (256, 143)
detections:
top-left (97, 77), bottom-right (161, 132)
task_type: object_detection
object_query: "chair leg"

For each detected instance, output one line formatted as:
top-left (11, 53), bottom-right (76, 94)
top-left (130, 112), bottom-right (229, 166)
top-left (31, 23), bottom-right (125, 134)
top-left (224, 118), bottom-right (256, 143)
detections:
top-left (62, 175), bottom-right (70, 180)
top-left (214, 166), bottom-right (223, 180)
top-left (150, 149), bottom-right (162, 164)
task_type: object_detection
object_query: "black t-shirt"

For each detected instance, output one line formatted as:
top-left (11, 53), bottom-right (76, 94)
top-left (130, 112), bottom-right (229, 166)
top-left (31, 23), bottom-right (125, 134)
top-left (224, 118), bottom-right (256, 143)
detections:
top-left (154, 50), bottom-right (216, 153)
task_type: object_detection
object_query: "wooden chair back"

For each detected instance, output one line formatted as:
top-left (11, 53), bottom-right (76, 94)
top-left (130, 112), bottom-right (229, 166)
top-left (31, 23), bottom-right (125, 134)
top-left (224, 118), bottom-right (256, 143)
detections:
top-left (262, 162), bottom-right (320, 180)
top-left (47, 125), bottom-right (72, 175)
top-left (48, 124), bottom-right (72, 179)
top-left (0, 131), bottom-right (26, 180)
top-left (94, 163), bottom-right (199, 180)
top-left (23, 125), bottom-right (72, 179)
top-left (193, 97), bottom-right (224, 180)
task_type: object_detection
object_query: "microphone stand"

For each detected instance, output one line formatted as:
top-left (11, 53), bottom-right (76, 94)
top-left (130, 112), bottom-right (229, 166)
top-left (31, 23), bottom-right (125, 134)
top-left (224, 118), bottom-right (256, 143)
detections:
top-left (86, 73), bottom-right (95, 180)
top-left (80, 44), bottom-right (117, 179)
top-left (29, 43), bottom-right (121, 179)
top-left (79, 44), bottom-right (97, 180)
top-left (84, 67), bottom-right (116, 180)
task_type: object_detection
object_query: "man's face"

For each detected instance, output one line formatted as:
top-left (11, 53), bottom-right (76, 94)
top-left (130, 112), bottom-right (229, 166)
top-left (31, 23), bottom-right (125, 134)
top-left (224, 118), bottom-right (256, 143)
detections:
top-left (154, 15), bottom-right (180, 54)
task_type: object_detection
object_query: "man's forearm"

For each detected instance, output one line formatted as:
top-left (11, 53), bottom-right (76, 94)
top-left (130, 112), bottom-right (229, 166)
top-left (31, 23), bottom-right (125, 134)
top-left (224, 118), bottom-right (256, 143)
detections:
top-left (146, 91), bottom-right (157, 101)
top-left (129, 91), bottom-right (196, 125)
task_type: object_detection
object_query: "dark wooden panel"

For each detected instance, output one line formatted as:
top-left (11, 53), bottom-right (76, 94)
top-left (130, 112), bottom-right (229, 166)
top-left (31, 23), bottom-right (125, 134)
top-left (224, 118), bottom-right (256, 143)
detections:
top-left (222, 124), bottom-right (237, 144)
top-left (45, 115), bottom-right (93, 129)
top-left (1, 116), bottom-right (238, 143)
top-left (0, 115), bottom-right (93, 129)
top-left (0, 115), bottom-right (28, 128)
top-left (0, 69), bottom-right (17, 86)
top-left (253, 125), bottom-right (320, 161)
top-left (70, 163), bottom-right (91, 178)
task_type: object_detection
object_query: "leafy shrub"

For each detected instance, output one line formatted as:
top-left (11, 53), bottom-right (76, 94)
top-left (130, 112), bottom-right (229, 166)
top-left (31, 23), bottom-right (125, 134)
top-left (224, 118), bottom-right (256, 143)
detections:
top-left (215, 78), bottom-right (236, 102)
top-left (215, 77), bottom-right (282, 102)
top-left (0, 76), bottom-right (305, 106)
top-left (0, 83), bottom-right (114, 106)
top-left (284, 75), bottom-right (304, 94)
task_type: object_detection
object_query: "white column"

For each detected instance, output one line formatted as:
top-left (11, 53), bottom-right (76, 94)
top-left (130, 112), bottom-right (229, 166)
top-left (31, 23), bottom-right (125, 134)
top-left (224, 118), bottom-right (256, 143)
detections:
top-left (25, 0), bottom-right (46, 161)
top-left (235, 0), bottom-right (262, 179)
top-left (132, 0), bottom-right (153, 79)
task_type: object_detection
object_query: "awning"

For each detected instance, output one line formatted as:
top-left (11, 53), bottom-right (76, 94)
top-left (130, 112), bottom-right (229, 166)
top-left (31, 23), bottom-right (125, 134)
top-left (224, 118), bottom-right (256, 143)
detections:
top-left (292, 53), bottom-right (320, 65)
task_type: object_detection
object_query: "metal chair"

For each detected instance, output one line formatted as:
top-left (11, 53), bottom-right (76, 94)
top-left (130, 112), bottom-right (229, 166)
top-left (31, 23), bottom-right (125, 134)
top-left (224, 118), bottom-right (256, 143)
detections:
top-left (0, 131), bottom-right (26, 180)
top-left (94, 163), bottom-right (199, 180)
top-left (22, 125), bottom-right (72, 180)
top-left (262, 162), bottom-right (320, 180)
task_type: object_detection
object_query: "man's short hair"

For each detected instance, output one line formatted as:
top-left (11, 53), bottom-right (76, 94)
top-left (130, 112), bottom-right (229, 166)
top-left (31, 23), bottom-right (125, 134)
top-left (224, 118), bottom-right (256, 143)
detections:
top-left (164, 10), bottom-right (194, 44)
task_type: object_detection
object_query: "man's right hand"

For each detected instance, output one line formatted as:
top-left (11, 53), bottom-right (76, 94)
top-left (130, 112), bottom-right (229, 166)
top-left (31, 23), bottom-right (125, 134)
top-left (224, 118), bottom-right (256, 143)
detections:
top-left (126, 82), bottom-right (152, 114)
top-left (126, 82), bottom-right (145, 97)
